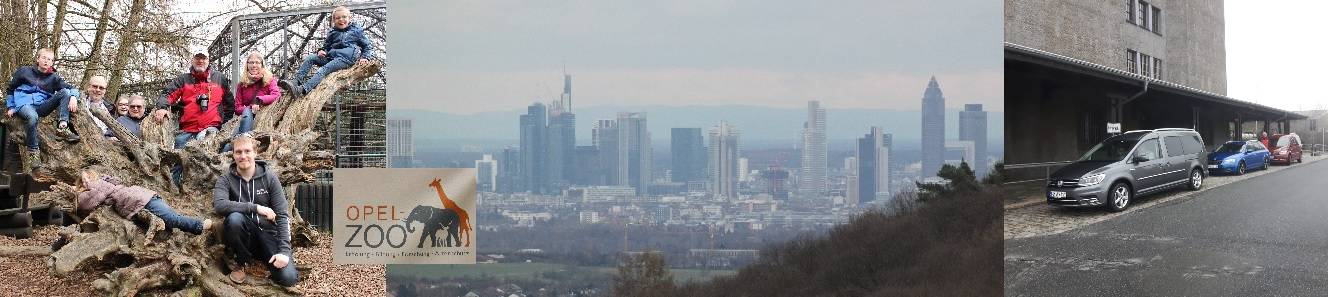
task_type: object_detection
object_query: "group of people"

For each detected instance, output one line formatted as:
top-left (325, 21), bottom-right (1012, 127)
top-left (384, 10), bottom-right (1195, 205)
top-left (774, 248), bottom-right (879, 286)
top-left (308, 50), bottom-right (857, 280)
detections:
top-left (8, 5), bottom-right (373, 287)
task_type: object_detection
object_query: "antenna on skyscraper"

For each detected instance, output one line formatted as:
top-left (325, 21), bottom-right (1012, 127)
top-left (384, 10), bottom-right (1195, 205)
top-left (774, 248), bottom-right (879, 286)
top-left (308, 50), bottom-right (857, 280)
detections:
top-left (562, 59), bottom-right (573, 112)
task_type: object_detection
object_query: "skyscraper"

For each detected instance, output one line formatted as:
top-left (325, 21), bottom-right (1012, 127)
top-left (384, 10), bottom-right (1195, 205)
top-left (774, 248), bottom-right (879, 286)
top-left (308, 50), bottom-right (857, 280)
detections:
top-left (547, 101), bottom-right (576, 191)
top-left (921, 76), bottom-right (946, 178)
top-left (709, 121), bottom-right (740, 200)
top-left (573, 145), bottom-right (602, 185)
top-left (845, 156), bottom-right (859, 205)
top-left (500, 146), bottom-right (521, 193)
top-left (476, 154), bottom-right (498, 192)
top-left (856, 127), bottom-right (891, 205)
top-left (671, 128), bottom-right (706, 183)
top-left (959, 104), bottom-right (988, 177)
top-left (562, 72), bottom-right (573, 111)
top-left (387, 119), bottom-right (413, 168)
top-left (593, 119), bottom-right (619, 186)
top-left (617, 112), bottom-right (652, 195)
top-left (520, 102), bottom-right (548, 194)
top-left (799, 100), bottom-right (827, 196)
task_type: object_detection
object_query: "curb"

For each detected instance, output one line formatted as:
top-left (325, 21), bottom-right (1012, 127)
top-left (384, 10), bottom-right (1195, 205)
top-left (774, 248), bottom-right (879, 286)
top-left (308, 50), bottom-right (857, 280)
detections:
top-left (1001, 154), bottom-right (1327, 211)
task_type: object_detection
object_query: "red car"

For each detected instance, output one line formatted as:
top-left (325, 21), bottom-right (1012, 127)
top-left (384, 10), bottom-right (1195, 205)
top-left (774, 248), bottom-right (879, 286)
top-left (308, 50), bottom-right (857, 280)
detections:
top-left (1269, 133), bottom-right (1303, 165)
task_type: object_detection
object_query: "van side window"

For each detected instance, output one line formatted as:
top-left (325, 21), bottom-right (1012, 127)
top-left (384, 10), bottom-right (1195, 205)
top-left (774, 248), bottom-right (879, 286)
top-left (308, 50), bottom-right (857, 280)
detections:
top-left (1164, 136), bottom-right (1184, 157)
top-left (1136, 138), bottom-right (1161, 161)
top-left (1184, 135), bottom-right (1203, 155)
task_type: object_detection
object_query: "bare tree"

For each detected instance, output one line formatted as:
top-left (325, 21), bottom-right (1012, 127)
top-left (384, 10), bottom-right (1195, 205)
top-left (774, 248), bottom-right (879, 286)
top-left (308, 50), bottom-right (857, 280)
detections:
top-left (77, 0), bottom-right (113, 88)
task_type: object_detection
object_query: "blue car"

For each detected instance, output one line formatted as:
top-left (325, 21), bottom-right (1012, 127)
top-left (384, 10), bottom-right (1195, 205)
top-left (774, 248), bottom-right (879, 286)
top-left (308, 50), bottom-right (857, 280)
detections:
top-left (1207, 140), bottom-right (1270, 175)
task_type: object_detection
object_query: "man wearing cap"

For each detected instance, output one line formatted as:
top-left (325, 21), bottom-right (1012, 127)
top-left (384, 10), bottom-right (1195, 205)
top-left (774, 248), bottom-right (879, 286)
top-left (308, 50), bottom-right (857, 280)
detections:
top-left (155, 49), bottom-right (234, 149)
top-left (158, 49), bottom-right (233, 186)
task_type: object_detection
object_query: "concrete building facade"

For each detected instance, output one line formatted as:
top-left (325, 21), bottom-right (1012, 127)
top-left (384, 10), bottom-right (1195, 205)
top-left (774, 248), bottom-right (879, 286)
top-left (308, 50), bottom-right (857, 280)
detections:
top-left (1004, 0), bottom-right (1302, 181)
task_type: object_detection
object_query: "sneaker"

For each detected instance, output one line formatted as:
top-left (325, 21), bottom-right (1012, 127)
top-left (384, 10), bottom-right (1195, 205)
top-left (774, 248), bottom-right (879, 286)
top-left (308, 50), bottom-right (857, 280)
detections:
top-left (200, 219), bottom-right (214, 235)
top-left (56, 122), bottom-right (79, 143)
top-left (22, 149), bottom-right (39, 173)
top-left (51, 236), bottom-right (68, 252)
top-left (228, 268), bottom-right (247, 284)
top-left (277, 80), bottom-right (303, 97)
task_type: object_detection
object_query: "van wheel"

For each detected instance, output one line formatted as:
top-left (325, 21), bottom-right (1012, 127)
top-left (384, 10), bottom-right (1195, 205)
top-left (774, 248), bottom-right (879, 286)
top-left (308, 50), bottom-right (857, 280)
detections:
top-left (1106, 182), bottom-right (1132, 212)
top-left (1187, 169), bottom-right (1203, 191)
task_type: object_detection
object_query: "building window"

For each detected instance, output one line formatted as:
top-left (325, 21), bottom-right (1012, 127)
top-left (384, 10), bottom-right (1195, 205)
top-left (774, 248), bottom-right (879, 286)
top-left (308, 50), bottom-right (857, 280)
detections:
top-left (1153, 57), bottom-right (1162, 80)
top-left (1152, 7), bottom-right (1162, 32)
top-left (1126, 49), bottom-right (1138, 73)
top-left (1128, 1), bottom-right (1162, 34)
top-left (1128, 0), bottom-right (1136, 24)
top-left (1137, 1), bottom-right (1149, 26)
top-left (1140, 53), bottom-right (1152, 78)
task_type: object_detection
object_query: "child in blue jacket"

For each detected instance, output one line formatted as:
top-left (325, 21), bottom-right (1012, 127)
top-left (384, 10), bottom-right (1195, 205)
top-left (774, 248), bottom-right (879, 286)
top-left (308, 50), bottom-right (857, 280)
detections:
top-left (6, 48), bottom-right (82, 171)
top-left (280, 5), bottom-right (373, 97)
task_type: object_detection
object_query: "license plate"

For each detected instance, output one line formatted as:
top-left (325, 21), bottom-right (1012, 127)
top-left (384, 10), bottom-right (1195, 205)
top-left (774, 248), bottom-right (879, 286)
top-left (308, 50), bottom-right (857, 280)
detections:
top-left (1049, 191), bottom-right (1066, 199)
top-left (1207, 165), bottom-right (1218, 169)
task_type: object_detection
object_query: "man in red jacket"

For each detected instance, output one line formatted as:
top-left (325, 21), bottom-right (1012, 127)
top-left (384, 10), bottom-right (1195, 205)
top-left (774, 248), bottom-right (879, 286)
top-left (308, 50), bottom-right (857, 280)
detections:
top-left (154, 49), bottom-right (234, 150)
top-left (158, 49), bottom-right (233, 186)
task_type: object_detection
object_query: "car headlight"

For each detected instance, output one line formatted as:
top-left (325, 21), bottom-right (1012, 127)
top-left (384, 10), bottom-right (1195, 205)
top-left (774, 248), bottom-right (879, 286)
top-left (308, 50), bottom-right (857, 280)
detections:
top-left (1222, 158), bottom-right (1237, 164)
top-left (1079, 173), bottom-right (1106, 187)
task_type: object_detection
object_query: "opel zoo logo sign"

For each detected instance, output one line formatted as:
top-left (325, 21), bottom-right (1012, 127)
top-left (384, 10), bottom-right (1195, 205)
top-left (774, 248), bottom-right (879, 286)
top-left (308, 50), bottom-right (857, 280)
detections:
top-left (333, 168), bottom-right (476, 264)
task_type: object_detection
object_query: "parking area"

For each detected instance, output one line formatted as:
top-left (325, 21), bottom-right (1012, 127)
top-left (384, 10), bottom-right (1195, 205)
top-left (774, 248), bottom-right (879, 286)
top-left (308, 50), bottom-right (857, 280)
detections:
top-left (1004, 154), bottom-right (1327, 239)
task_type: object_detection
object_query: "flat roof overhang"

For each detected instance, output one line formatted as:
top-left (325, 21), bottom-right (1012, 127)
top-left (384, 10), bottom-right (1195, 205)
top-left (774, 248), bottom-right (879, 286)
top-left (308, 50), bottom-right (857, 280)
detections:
top-left (1005, 42), bottom-right (1307, 121)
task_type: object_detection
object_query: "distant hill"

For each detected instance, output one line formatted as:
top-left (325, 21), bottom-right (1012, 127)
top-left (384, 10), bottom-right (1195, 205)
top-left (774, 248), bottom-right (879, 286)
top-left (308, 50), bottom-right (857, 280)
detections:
top-left (390, 105), bottom-right (1004, 151)
top-left (672, 189), bottom-right (1003, 296)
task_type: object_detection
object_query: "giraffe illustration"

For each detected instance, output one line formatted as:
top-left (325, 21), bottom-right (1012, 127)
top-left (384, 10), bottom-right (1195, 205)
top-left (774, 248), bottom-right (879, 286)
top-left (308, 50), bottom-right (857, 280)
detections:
top-left (428, 178), bottom-right (472, 247)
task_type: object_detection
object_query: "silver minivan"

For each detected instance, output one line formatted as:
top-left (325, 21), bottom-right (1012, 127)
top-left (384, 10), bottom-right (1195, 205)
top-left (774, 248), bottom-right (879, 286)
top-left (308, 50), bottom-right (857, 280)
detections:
top-left (1046, 128), bottom-right (1208, 211)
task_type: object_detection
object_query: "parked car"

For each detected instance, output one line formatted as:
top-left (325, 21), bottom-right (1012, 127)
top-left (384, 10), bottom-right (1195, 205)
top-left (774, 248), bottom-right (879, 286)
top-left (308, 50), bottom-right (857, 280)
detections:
top-left (1046, 128), bottom-right (1207, 212)
top-left (1207, 140), bottom-right (1270, 175)
top-left (1268, 133), bottom-right (1303, 165)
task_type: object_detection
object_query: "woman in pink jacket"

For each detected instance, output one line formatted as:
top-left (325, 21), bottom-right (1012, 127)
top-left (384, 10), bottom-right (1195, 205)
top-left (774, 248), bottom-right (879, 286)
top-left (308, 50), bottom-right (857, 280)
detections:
top-left (75, 170), bottom-right (212, 234)
top-left (234, 52), bottom-right (281, 135)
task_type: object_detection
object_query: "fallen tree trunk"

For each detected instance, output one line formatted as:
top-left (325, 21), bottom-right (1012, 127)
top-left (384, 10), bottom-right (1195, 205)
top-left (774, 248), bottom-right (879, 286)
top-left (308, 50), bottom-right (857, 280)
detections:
top-left (4, 61), bottom-right (382, 296)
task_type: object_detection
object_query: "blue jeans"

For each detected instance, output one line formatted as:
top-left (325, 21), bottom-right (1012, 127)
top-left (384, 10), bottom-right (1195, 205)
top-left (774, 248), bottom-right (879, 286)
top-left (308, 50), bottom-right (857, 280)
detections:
top-left (221, 109), bottom-right (257, 153)
top-left (143, 196), bottom-right (204, 234)
top-left (14, 89), bottom-right (74, 150)
top-left (224, 212), bottom-right (299, 286)
top-left (295, 53), bottom-right (353, 92)
top-left (237, 108), bottom-right (256, 135)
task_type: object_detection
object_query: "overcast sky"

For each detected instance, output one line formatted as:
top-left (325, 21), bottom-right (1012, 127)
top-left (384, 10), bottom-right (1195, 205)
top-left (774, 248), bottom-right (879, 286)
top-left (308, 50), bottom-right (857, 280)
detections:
top-left (389, 0), bottom-right (1003, 114)
top-left (1225, 0), bottom-right (1328, 111)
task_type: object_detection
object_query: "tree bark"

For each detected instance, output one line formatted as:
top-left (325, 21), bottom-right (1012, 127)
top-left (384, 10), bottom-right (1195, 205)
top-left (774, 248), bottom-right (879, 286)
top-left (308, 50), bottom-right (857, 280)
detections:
top-left (105, 0), bottom-right (144, 100)
top-left (35, 0), bottom-right (49, 49)
top-left (13, 61), bottom-right (382, 296)
top-left (49, 0), bottom-right (69, 53)
top-left (78, 0), bottom-right (112, 88)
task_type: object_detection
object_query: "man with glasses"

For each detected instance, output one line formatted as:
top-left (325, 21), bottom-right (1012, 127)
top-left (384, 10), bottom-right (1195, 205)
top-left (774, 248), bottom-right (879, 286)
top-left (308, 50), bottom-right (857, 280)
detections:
top-left (116, 95), bottom-right (147, 139)
top-left (82, 75), bottom-right (114, 137)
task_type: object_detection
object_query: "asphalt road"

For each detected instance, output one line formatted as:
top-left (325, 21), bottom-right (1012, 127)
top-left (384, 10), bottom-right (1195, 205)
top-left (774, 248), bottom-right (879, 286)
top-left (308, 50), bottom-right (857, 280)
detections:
top-left (1005, 157), bottom-right (1328, 296)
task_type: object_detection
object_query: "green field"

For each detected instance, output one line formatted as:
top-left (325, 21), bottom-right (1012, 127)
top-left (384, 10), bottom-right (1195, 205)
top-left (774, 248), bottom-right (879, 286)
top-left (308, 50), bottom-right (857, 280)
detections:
top-left (387, 262), bottom-right (735, 284)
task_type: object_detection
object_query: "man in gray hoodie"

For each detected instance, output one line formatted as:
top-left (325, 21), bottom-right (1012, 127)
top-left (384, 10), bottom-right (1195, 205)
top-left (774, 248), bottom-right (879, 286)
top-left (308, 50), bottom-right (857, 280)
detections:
top-left (213, 135), bottom-right (297, 286)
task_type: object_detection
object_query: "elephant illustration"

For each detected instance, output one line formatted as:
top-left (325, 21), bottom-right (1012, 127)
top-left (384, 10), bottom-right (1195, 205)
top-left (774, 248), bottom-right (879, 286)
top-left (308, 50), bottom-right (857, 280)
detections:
top-left (403, 205), bottom-right (460, 248)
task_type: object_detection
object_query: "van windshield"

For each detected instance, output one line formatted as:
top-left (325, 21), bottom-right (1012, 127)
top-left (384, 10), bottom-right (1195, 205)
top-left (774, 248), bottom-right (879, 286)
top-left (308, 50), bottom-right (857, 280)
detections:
top-left (1079, 138), bottom-right (1140, 162)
